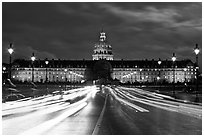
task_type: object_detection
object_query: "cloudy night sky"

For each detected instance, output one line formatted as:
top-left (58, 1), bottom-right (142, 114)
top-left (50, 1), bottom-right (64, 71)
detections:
top-left (2, 2), bottom-right (202, 67)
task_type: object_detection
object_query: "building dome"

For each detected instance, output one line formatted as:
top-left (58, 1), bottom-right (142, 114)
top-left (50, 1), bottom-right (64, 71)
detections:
top-left (92, 29), bottom-right (113, 60)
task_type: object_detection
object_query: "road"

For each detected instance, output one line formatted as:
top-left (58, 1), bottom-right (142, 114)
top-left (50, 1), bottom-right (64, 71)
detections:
top-left (2, 85), bottom-right (202, 135)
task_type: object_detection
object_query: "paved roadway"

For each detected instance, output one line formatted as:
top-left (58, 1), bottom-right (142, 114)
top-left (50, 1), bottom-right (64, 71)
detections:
top-left (2, 85), bottom-right (202, 135)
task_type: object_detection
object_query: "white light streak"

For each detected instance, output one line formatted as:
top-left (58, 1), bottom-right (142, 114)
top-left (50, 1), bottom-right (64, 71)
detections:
top-left (20, 102), bottom-right (88, 135)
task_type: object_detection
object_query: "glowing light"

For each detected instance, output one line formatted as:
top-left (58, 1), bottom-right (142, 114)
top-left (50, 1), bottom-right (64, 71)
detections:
top-left (172, 57), bottom-right (176, 62)
top-left (20, 102), bottom-right (88, 135)
top-left (3, 67), bottom-right (6, 70)
top-left (31, 56), bottom-right (35, 62)
top-left (45, 60), bottom-right (49, 65)
top-left (194, 44), bottom-right (200, 55)
top-left (8, 48), bottom-right (14, 55)
top-left (158, 58), bottom-right (162, 65)
top-left (81, 80), bottom-right (85, 83)
top-left (194, 49), bottom-right (200, 55)
top-left (172, 53), bottom-right (176, 62)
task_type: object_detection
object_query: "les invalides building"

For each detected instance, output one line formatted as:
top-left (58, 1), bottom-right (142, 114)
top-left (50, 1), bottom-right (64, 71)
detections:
top-left (7, 30), bottom-right (196, 84)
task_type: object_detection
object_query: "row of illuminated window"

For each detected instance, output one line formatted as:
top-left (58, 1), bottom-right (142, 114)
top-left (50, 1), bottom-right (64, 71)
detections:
top-left (113, 68), bottom-right (196, 71)
top-left (14, 66), bottom-right (88, 69)
top-left (13, 71), bottom-right (85, 75)
top-left (113, 72), bottom-right (195, 76)
top-left (95, 44), bottom-right (111, 48)
top-left (94, 50), bottom-right (112, 55)
top-left (114, 74), bottom-right (193, 78)
top-left (14, 77), bottom-right (83, 82)
top-left (13, 75), bottom-right (83, 80)
top-left (115, 75), bottom-right (193, 81)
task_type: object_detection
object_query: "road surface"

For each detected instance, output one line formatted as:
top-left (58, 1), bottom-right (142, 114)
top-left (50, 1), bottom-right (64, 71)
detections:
top-left (2, 85), bottom-right (202, 135)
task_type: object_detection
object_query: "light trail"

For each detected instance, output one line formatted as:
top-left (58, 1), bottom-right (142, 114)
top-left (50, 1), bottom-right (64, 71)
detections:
top-left (3, 86), bottom-right (99, 135)
top-left (3, 86), bottom-right (98, 111)
top-left (3, 85), bottom-right (100, 135)
top-left (114, 86), bottom-right (202, 119)
top-left (3, 101), bottom-right (67, 117)
top-left (107, 87), bottom-right (149, 112)
top-left (20, 102), bottom-right (88, 135)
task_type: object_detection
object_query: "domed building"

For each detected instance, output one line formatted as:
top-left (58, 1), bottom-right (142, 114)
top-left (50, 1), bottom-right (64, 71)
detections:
top-left (8, 29), bottom-right (196, 84)
top-left (92, 29), bottom-right (113, 60)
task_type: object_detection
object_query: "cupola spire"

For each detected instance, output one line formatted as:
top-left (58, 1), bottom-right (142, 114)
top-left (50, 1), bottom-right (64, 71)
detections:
top-left (99, 28), bottom-right (106, 42)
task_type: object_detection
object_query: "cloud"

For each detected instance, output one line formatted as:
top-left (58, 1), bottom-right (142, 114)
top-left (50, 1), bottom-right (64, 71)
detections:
top-left (98, 3), bottom-right (201, 31)
top-left (170, 19), bottom-right (202, 30)
top-left (99, 4), bottom-right (179, 23)
top-left (15, 46), bottom-right (57, 60)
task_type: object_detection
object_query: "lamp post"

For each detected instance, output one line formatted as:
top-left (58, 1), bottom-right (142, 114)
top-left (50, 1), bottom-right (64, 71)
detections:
top-left (45, 58), bottom-right (49, 94)
top-left (8, 43), bottom-right (14, 80)
top-left (158, 58), bottom-right (162, 91)
top-left (139, 68), bottom-right (142, 87)
top-left (64, 69), bottom-right (67, 91)
top-left (183, 68), bottom-right (187, 82)
top-left (31, 53), bottom-right (36, 82)
top-left (183, 68), bottom-right (187, 92)
top-left (172, 53), bottom-right (176, 97)
top-left (194, 44), bottom-right (200, 101)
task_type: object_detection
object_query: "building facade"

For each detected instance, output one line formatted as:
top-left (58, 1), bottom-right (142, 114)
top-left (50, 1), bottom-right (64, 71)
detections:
top-left (9, 30), bottom-right (196, 84)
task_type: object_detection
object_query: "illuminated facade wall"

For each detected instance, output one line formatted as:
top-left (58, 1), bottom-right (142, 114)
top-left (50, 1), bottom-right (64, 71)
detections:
top-left (11, 68), bottom-right (85, 83)
top-left (11, 59), bottom-right (196, 83)
top-left (112, 66), bottom-right (196, 83)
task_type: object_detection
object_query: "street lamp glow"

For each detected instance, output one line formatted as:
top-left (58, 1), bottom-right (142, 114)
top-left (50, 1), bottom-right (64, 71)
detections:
top-left (3, 67), bottom-right (6, 71)
top-left (31, 52), bottom-right (35, 82)
top-left (31, 56), bottom-right (36, 61)
top-left (172, 53), bottom-right (176, 62)
top-left (8, 48), bottom-right (14, 55)
top-left (194, 44), bottom-right (200, 55)
top-left (31, 53), bottom-right (36, 62)
top-left (8, 43), bottom-right (14, 80)
top-left (64, 69), bottom-right (68, 72)
top-left (8, 43), bottom-right (14, 55)
top-left (45, 59), bottom-right (49, 65)
top-left (158, 58), bottom-right (161, 65)
top-left (45, 61), bottom-right (49, 65)
top-left (184, 68), bottom-right (187, 71)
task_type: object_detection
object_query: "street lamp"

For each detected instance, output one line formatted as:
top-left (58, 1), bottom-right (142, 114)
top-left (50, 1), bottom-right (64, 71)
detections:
top-left (31, 52), bottom-right (36, 82)
top-left (172, 53), bottom-right (176, 97)
top-left (45, 58), bottom-right (49, 94)
top-left (158, 58), bottom-right (162, 90)
top-left (64, 69), bottom-right (67, 91)
top-left (8, 43), bottom-right (14, 80)
top-left (139, 68), bottom-right (142, 87)
top-left (194, 44), bottom-right (200, 101)
top-left (183, 68), bottom-right (187, 91)
top-left (183, 68), bottom-right (187, 82)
